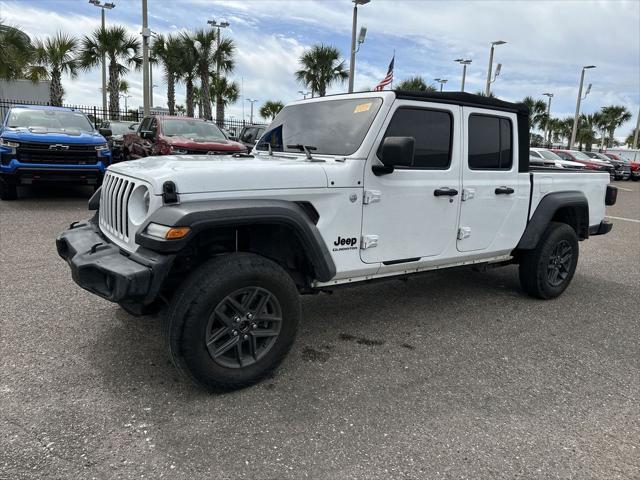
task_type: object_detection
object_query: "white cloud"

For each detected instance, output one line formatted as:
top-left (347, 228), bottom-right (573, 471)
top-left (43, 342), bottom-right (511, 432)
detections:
top-left (0, 0), bottom-right (638, 135)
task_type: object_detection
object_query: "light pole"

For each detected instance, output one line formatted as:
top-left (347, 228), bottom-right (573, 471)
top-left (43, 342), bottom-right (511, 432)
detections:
top-left (207, 19), bottom-right (230, 124)
top-left (454, 58), bottom-right (472, 92)
top-left (485, 40), bottom-right (505, 96)
top-left (542, 92), bottom-right (553, 147)
top-left (633, 106), bottom-right (640, 149)
top-left (120, 93), bottom-right (132, 112)
top-left (570, 65), bottom-right (596, 149)
top-left (434, 78), bottom-right (448, 92)
top-left (141, 0), bottom-right (150, 116)
top-left (207, 19), bottom-right (230, 78)
top-left (246, 98), bottom-right (257, 124)
top-left (298, 90), bottom-right (310, 99)
top-left (88, 0), bottom-right (115, 116)
top-left (348, 0), bottom-right (371, 93)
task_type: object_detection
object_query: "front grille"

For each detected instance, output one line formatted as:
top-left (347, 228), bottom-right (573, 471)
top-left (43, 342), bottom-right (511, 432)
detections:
top-left (16, 142), bottom-right (99, 165)
top-left (99, 172), bottom-right (136, 241)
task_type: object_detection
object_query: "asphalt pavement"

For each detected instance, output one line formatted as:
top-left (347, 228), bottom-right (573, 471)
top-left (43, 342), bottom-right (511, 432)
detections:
top-left (1, 180), bottom-right (638, 479)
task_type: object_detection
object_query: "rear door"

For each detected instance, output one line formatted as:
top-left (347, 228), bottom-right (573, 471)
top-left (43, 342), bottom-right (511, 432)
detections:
top-left (457, 108), bottom-right (523, 252)
top-left (361, 101), bottom-right (461, 264)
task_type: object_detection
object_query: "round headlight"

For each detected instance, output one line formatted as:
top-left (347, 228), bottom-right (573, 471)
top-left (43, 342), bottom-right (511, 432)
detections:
top-left (128, 185), bottom-right (150, 225)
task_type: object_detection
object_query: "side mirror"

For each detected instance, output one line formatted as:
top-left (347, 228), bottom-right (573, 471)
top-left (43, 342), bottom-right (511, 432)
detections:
top-left (99, 128), bottom-right (112, 138)
top-left (373, 136), bottom-right (415, 175)
top-left (141, 130), bottom-right (155, 140)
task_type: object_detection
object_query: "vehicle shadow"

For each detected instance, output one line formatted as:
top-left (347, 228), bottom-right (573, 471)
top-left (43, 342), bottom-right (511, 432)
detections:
top-left (13, 184), bottom-right (95, 201)
top-left (86, 265), bottom-right (525, 399)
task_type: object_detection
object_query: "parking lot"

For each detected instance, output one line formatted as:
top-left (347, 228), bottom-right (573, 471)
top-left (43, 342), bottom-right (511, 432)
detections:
top-left (1, 181), bottom-right (638, 479)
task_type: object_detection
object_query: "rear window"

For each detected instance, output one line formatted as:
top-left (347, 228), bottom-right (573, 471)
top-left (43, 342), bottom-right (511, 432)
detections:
top-left (468, 114), bottom-right (512, 170)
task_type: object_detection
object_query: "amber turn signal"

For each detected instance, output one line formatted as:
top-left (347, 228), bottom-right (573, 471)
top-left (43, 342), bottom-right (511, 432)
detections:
top-left (165, 227), bottom-right (191, 239)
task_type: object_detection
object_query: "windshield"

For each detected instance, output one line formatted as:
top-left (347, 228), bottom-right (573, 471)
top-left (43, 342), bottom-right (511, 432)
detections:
top-left (256, 97), bottom-right (383, 156)
top-left (108, 122), bottom-right (137, 135)
top-left (161, 119), bottom-right (226, 141)
top-left (7, 108), bottom-right (94, 132)
top-left (538, 150), bottom-right (563, 161)
top-left (569, 150), bottom-right (597, 161)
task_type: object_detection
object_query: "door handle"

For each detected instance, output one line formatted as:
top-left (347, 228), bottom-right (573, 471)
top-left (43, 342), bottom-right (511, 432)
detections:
top-left (434, 187), bottom-right (459, 197)
top-left (495, 186), bottom-right (515, 195)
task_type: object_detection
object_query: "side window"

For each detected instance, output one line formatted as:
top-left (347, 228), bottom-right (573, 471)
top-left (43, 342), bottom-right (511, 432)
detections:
top-left (530, 150), bottom-right (541, 158)
top-left (468, 114), bottom-right (512, 170)
top-left (149, 117), bottom-right (158, 132)
top-left (138, 117), bottom-right (151, 133)
top-left (378, 107), bottom-right (452, 169)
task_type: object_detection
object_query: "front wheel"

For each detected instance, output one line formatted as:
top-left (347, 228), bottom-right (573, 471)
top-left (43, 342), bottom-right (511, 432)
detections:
top-left (519, 222), bottom-right (579, 299)
top-left (166, 253), bottom-right (300, 391)
top-left (0, 179), bottom-right (18, 201)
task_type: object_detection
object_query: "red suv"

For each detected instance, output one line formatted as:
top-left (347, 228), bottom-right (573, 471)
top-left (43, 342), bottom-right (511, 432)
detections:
top-left (551, 149), bottom-right (614, 176)
top-left (122, 116), bottom-right (246, 160)
top-left (604, 153), bottom-right (640, 181)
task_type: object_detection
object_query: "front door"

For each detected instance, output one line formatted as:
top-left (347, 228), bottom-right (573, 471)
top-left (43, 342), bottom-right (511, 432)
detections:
top-left (457, 108), bottom-right (520, 252)
top-left (361, 101), bottom-right (461, 264)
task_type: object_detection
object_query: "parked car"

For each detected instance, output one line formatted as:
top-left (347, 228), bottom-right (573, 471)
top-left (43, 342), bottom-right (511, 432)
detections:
top-left (604, 152), bottom-right (640, 181)
top-left (58, 91), bottom-right (616, 391)
top-left (101, 120), bottom-right (138, 162)
top-left (122, 116), bottom-right (246, 160)
top-left (529, 148), bottom-right (584, 169)
top-left (606, 148), bottom-right (640, 163)
top-left (0, 105), bottom-right (112, 200)
top-left (552, 149), bottom-right (614, 176)
top-left (237, 125), bottom-right (266, 150)
top-left (583, 151), bottom-right (630, 180)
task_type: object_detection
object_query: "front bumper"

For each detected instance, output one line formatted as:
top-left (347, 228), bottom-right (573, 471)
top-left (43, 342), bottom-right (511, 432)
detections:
top-left (56, 218), bottom-right (174, 305)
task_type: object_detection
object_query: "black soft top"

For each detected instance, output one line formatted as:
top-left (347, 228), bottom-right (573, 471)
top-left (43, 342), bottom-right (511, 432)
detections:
top-left (393, 90), bottom-right (529, 116)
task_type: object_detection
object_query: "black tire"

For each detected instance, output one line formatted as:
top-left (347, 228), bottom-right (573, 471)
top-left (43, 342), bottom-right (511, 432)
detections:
top-left (166, 252), bottom-right (300, 391)
top-left (0, 180), bottom-right (18, 201)
top-left (631, 176), bottom-right (640, 182)
top-left (121, 149), bottom-right (130, 162)
top-left (519, 222), bottom-right (579, 299)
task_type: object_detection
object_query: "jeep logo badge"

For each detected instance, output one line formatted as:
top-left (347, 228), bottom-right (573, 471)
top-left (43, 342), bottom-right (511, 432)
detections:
top-left (49, 144), bottom-right (69, 151)
top-left (332, 236), bottom-right (358, 252)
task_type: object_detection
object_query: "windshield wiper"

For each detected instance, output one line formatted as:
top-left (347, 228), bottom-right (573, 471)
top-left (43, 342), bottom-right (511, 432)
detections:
top-left (286, 144), bottom-right (318, 160)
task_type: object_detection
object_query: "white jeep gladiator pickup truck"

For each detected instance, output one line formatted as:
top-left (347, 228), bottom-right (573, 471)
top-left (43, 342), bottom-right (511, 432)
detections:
top-left (57, 91), bottom-right (617, 391)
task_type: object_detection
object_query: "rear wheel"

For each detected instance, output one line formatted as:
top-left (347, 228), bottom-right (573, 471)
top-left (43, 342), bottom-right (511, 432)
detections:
top-left (519, 222), bottom-right (579, 299)
top-left (166, 253), bottom-right (300, 391)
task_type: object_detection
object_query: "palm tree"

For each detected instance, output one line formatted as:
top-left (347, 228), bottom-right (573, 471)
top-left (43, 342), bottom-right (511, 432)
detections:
top-left (119, 79), bottom-right (130, 94)
top-left (395, 76), bottom-right (437, 92)
top-left (79, 25), bottom-right (141, 118)
top-left (0, 21), bottom-right (33, 80)
top-left (209, 74), bottom-right (239, 122)
top-left (175, 104), bottom-right (186, 115)
top-left (177, 33), bottom-right (199, 117)
top-left (475, 90), bottom-right (496, 98)
top-left (522, 96), bottom-right (547, 132)
top-left (577, 112), bottom-right (601, 151)
top-left (295, 44), bottom-right (348, 97)
top-left (189, 28), bottom-right (229, 121)
top-left (559, 117), bottom-right (574, 149)
top-left (26, 32), bottom-right (78, 106)
top-left (210, 35), bottom-right (235, 125)
top-left (600, 105), bottom-right (632, 148)
top-left (151, 33), bottom-right (182, 115)
top-left (259, 100), bottom-right (284, 121)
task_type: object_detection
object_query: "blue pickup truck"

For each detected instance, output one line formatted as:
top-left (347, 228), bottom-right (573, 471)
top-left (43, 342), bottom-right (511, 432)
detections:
top-left (0, 105), bottom-right (112, 200)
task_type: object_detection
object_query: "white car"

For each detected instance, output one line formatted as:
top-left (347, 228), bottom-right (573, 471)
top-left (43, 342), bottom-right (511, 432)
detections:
top-left (530, 148), bottom-right (584, 169)
top-left (57, 91), bottom-right (617, 391)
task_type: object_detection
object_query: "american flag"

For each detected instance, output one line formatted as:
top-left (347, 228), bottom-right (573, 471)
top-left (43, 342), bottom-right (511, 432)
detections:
top-left (374, 55), bottom-right (394, 91)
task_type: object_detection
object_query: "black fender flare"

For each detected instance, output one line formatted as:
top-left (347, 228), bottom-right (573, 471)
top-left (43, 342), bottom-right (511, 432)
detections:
top-left (136, 199), bottom-right (336, 282)
top-left (516, 191), bottom-right (589, 250)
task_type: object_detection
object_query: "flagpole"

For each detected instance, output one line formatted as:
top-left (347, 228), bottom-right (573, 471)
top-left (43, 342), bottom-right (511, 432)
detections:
top-left (390, 49), bottom-right (395, 89)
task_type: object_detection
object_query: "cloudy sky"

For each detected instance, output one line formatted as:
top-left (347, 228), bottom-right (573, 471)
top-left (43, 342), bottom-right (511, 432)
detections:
top-left (1, 0), bottom-right (639, 137)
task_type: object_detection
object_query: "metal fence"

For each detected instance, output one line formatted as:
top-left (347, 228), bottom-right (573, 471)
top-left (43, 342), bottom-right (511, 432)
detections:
top-left (0, 99), bottom-right (266, 135)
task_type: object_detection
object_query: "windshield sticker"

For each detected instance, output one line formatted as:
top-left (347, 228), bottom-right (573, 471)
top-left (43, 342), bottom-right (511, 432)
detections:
top-left (353, 102), bottom-right (372, 114)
